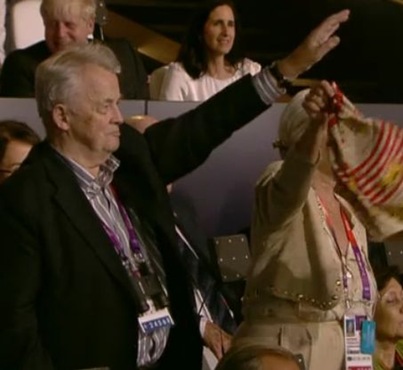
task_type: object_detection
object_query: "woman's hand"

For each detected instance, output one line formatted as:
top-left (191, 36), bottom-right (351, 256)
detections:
top-left (294, 81), bottom-right (335, 162)
top-left (303, 80), bottom-right (335, 124)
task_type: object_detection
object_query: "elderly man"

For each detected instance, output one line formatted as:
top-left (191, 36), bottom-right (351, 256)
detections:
top-left (0, 9), bottom-right (349, 370)
top-left (0, 0), bottom-right (148, 99)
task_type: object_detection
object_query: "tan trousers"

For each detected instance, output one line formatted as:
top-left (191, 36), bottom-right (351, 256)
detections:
top-left (233, 321), bottom-right (345, 370)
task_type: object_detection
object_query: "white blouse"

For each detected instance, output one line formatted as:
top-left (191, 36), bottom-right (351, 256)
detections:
top-left (158, 58), bottom-right (261, 101)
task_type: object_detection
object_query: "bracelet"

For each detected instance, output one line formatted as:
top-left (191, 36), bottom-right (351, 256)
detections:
top-left (268, 61), bottom-right (293, 91)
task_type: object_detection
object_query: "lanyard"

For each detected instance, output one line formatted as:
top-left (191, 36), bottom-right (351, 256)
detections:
top-left (340, 210), bottom-right (372, 301)
top-left (100, 187), bottom-right (169, 313)
top-left (318, 196), bottom-right (371, 302)
top-left (101, 187), bottom-right (146, 275)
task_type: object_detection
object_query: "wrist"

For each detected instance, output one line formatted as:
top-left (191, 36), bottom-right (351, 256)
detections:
top-left (277, 57), bottom-right (304, 80)
top-left (268, 61), bottom-right (293, 91)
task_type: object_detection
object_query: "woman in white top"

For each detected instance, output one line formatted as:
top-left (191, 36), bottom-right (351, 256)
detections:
top-left (158, 0), bottom-right (261, 101)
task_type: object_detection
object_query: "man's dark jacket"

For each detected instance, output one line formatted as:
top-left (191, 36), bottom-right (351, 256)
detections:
top-left (0, 38), bottom-right (149, 99)
top-left (0, 76), bottom-right (268, 370)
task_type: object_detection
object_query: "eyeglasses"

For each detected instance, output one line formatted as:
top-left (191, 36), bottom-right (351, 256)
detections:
top-left (272, 139), bottom-right (287, 150)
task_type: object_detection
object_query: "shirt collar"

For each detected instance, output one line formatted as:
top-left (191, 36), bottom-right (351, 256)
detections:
top-left (61, 153), bottom-right (120, 198)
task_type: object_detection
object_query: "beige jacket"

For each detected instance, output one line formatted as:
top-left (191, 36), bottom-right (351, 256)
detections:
top-left (243, 150), bottom-right (376, 322)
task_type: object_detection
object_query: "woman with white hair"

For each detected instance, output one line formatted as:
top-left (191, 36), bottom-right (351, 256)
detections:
top-left (233, 83), bottom-right (377, 370)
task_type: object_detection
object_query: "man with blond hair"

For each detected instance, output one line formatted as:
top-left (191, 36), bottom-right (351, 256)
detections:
top-left (0, 0), bottom-right (148, 98)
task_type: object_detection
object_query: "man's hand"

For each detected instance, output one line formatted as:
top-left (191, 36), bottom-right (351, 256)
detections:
top-left (203, 321), bottom-right (232, 360)
top-left (278, 9), bottom-right (350, 79)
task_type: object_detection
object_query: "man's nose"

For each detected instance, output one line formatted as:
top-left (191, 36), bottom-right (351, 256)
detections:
top-left (55, 22), bottom-right (69, 38)
top-left (113, 104), bottom-right (124, 124)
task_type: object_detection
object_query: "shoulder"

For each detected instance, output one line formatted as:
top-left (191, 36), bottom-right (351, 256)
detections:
top-left (159, 62), bottom-right (192, 100)
top-left (166, 62), bottom-right (190, 78)
top-left (3, 41), bottom-right (48, 66)
top-left (256, 160), bottom-right (283, 188)
top-left (103, 37), bottom-right (132, 53)
top-left (102, 38), bottom-right (139, 62)
top-left (238, 58), bottom-right (262, 75)
top-left (102, 38), bottom-right (144, 66)
top-left (0, 149), bottom-right (50, 214)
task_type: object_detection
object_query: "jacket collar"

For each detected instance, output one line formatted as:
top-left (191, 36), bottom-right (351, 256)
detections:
top-left (33, 142), bottom-right (141, 305)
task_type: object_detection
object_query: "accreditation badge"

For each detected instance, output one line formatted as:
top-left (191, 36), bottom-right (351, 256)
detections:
top-left (344, 315), bottom-right (374, 370)
top-left (138, 307), bottom-right (174, 334)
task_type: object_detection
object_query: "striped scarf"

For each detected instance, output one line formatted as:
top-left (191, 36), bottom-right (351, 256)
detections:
top-left (327, 86), bottom-right (403, 242)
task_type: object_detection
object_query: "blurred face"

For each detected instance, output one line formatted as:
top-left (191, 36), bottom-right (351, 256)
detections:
top-left (57, 64), bottom-right (123, 161)
top-left (43, 3), bottom-right (94, 53)
top-left (203, 5), bottom-right (235, 57)
top-left (375, 277), bottom-right (403, 342)
top-left (261, 354), bottom-right (300, 370)
top-left (0, 140), bottom-right (33, 183)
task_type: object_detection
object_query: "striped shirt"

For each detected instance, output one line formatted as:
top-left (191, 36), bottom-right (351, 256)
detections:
top-left (252, 66), bottom-right (285, 105)
top-left (62, 154), bottom-right (169, 367)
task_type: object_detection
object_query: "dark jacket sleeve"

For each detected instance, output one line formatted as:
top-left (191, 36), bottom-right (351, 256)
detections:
top-left (142, 74), bottom-right (270, 184)
top-left (0, 50), bottom-right (36, 97)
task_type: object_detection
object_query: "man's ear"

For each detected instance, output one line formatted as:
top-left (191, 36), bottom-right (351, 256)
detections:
top-left (52, 104), bottom-right (70, 132)
top-left (87, 18), bottom-right (96, 35)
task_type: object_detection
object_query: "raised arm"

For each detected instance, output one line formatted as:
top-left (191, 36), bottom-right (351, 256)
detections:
top-left (143, 11), bottom-right (349, 184)
top-left (256, 81), bottom-right (335, 228)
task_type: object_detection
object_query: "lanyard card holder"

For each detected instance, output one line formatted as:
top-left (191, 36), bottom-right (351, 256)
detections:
top-left (138, 271), bottom-right (169, 310)
top-left (136, 264), bottom-right (174, 334)
top-left (343, 315), bottom-right (374, 370)
top-left (361, 319), bottom-right (376, 354)
top-left (138, 307), bottom-right (174, 334)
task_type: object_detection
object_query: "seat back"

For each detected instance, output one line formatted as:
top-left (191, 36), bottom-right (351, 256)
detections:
top-left (7, 0), bottom-right (44, 52)
top-left (149, 65), bottom-right (169, 100)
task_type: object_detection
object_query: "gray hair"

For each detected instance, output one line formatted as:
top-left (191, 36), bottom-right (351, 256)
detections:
top-left (35, 42), bottom-right (121, 131)
top-left (40, 0), bottom-right (96, 22)
top-left (216, 343), bottom-right (300, 370)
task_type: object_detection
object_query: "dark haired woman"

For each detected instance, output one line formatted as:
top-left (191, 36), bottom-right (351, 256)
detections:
top-left (158, 0), bottom-right (260, 101)
top-left (0, 120), bottom-right (40, 183)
